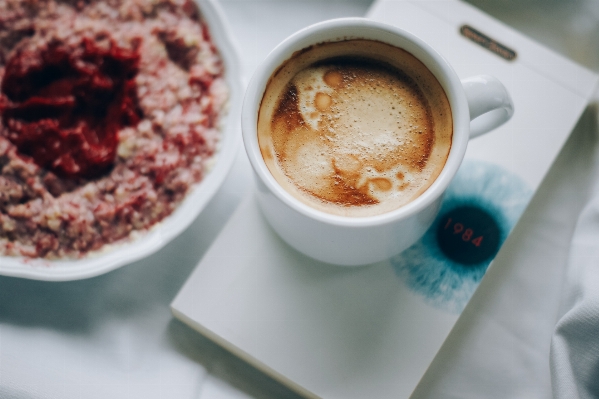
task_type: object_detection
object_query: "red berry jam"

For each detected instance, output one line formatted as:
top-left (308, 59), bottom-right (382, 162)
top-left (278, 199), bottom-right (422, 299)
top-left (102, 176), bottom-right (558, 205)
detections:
top-left (0, 37), bottom-right (142, 179)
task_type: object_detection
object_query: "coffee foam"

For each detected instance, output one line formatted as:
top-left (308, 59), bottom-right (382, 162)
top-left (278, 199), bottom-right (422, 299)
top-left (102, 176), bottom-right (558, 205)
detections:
top-left (258, 40), bottom-right (452, 217)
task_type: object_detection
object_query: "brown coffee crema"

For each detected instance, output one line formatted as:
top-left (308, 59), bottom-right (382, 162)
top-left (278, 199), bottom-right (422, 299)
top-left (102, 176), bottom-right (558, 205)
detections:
top-left (258, 40), bottom-right (453, 217)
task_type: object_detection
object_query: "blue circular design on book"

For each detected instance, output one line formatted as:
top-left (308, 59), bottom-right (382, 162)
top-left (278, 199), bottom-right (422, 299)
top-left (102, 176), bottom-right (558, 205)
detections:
top-left (390, 159), bottom-right (533, 314)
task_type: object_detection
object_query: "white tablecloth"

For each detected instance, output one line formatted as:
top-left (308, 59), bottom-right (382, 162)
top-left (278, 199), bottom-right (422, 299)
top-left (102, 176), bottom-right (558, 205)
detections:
top-left (1, 0), bottom-right (598, 398)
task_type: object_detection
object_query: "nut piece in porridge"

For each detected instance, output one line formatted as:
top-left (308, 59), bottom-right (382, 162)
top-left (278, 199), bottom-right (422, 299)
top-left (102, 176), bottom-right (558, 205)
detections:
top-left (0, 0), bottom-right (228, 258)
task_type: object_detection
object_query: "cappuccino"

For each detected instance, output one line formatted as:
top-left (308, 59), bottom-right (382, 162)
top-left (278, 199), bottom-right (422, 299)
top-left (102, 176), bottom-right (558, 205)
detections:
top-left (258, 40), bottom-right (452, 217)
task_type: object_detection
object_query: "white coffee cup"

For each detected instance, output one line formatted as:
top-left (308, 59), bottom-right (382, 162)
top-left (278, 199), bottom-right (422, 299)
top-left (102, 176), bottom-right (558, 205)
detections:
top-left (242, 18), bottom-right (513, 266)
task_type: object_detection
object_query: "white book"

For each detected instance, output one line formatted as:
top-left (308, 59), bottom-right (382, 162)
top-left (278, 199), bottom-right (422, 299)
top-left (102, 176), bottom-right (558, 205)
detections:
top-left (171, 1), bottom-right (598, 398)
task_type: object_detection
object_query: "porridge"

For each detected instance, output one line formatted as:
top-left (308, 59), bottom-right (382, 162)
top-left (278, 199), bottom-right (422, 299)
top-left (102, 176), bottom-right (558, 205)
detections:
top-left (0, 0), bottom-right (228, 258)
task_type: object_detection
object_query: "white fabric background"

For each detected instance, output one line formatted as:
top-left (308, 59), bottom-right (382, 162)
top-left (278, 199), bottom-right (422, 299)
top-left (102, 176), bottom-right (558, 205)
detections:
top-left (1, 0), bottom-right (599, 398)
top-left (551, 178), bottom-right (599, 399)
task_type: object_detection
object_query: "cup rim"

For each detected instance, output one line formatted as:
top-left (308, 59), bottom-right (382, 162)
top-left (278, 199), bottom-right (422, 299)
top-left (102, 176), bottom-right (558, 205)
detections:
top-left (242, 17), bottom-right (470, 228)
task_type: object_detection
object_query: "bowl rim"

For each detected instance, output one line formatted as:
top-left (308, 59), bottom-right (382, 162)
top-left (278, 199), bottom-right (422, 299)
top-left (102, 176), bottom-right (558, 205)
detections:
top-left (0, 0), bottom-right (243, 281)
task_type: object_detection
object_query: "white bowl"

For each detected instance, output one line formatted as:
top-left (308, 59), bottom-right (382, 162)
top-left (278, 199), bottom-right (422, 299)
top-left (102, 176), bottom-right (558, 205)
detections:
top-left (0, 0), bottom-right (243, 281)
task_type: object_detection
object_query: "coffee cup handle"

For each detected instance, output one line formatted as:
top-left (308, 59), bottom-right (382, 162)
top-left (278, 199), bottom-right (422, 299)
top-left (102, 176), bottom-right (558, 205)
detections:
top-left (461, 75), bottom-right (514, 139)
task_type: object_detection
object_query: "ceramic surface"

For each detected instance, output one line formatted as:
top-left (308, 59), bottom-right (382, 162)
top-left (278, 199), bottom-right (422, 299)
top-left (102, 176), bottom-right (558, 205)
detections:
top-left (242, 18), bottom-right (512, 265)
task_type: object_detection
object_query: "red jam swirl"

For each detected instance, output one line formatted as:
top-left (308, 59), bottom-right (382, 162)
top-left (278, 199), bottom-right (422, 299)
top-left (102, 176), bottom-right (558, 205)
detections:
top-left (0, 37), bottom-right (142, 179)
